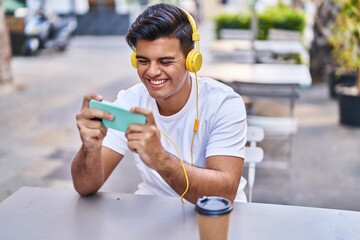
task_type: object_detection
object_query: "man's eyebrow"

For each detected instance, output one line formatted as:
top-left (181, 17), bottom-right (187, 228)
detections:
top-left (158, 56), bottom-right (176, 61)
top-left (135, 55), bottom-right (148, 60)
top-left (136, 55), bottom-right (175, 61)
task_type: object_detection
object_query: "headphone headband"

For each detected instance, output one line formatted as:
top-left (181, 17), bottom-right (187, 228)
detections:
top-left (180, 8), bottom-right (200, 42)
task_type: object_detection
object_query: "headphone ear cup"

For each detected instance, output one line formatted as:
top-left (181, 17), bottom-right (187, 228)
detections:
top-left (186, 50), bottom-right (203, 73)
top-left (130, 51), bottom-right (137, 68)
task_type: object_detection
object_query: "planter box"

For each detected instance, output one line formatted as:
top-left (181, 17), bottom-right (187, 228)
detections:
top-left (329, 71), bottom-right (356, 98)
top-left (8, 33), bottom-right (25, 55)
top-left (219, 29), bottom-right (253, 40)
top-left (337, 83), bottom-right (360, 126)
top-left (5, 15), bottom-right (24, 33)
top-left (5, 15), bottom-right (25, 55)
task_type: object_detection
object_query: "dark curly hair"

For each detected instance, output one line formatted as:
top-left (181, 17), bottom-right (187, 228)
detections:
top-left (125, 3), bottom-right (195, 57)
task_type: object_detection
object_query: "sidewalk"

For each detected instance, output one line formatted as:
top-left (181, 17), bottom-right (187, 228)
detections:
top-left (0, 32), bottom-right (359, 211)
top-left (256, 83), bottom-right (360, 211)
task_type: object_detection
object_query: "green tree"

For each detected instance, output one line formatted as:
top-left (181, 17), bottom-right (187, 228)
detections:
top-left (328, 0), bottom-right (360, 93)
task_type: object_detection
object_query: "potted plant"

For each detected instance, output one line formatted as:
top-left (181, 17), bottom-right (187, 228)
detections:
top-left (328, 69), bottom-right (356, 98)
top-left (213, 12), bottom-right (251, 39)
top-left (257, 3), bottom-right (306, 40)
top-left (328, 0), bottom-right (360, 126)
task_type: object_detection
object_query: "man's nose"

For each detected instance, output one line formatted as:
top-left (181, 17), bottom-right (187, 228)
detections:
top-left (147, 62), bottom-right (161, 77)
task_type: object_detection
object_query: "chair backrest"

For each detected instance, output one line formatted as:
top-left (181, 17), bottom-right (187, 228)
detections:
top-left (244, 126), bottom-right (265, 202)
top-left (247, 115), bottom-right (298, 138)
top-left (247, 125), bottom-right (265, 144)
top-left (245, 126), bottom-right (265, 162)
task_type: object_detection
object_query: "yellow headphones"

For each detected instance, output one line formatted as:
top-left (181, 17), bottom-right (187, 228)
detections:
top-left (130, 8), bottom-right (202, 73)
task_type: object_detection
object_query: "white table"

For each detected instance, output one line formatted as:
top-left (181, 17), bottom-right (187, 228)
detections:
top-left (200, 63), bottom-right (312, 88)
top-left (0, 187), bottom-right (359, 240)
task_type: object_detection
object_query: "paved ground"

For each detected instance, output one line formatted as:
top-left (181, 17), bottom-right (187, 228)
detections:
top-left (1, 23), bottom-right (359, 211)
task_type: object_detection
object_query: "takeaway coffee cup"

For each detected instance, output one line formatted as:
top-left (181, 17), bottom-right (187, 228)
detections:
top-left (195, 196), bottom-right (233, 240)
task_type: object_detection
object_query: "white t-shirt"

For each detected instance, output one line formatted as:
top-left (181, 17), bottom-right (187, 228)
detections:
top-left (103, 74), bottom-right (248, 202)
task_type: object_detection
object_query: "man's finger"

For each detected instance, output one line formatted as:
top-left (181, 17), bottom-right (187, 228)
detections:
top-left (125, 132), bottom-right (145, 141)
top-left (87, 108), bottom-right (114, 121)
top-left (130, 107), bottom-right (155, 125)
top-left (81, 93), bottom-right (103, 109)
top-left (127, 140), bottom-right (139, 153)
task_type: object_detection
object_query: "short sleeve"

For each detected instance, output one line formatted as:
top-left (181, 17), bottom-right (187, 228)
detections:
top-left (102, 128), bottom-right (128, 155)
top-left (205, 93), bottom-right (247, 159)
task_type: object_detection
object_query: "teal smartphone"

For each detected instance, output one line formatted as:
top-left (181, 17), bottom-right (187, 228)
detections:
top-left (89, 100), bottom-right (146, 132)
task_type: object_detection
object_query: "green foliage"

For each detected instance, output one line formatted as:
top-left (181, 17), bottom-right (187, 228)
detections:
top-left (328, 0), bottom-right (360, 91)
top-left (328, 0), bottom-right (360, 71)
top-left (257, 4), bottom-right (306, 40)
top-left (212, 4), bottom-right (306, 40)
top-left (213, 12), bottom-right (252, 39)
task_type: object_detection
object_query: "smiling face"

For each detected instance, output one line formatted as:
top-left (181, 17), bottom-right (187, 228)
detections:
top-left (135, 38), bottom-right (191, 115)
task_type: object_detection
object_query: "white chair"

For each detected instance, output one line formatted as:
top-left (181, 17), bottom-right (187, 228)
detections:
top-left (227, 81), bottom-right (299, 168)
top-left (247, 115), bottom-right (297, 169)
top-left (244, 126), bottom-right (265, 202)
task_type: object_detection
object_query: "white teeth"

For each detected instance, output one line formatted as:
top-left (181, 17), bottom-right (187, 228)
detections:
top-left (150, 79), bottom-right (166, 85)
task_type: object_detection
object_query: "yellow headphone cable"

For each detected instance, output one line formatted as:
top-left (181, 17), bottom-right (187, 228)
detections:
top-left (159, 71), bottom-right (199, 204)
top-left (159, 8), bottom-right (200, 204)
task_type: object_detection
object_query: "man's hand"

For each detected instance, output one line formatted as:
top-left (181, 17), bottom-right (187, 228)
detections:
top-left (76, 93), bottom-right (114, 150)
top-left (125, 107), bottom-right (167, 169)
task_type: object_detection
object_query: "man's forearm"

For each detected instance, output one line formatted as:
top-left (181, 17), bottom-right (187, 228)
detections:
top-left (158, 154), bottom-right (241, 204)
top-left (71, 145), bottom-right (105, 196)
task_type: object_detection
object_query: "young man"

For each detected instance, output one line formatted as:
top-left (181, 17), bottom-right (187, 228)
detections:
top-left (71, 3), bottom-right (247, 204)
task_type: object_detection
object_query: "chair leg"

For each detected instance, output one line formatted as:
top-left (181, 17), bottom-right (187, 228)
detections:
top-left (248, 187), bottom-right (253, 203)
top-left (248, 163), bottom-right (256, 203)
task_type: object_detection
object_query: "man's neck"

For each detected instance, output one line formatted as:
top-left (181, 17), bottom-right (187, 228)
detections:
top-left (156, 76), bottom-right (192, 116)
